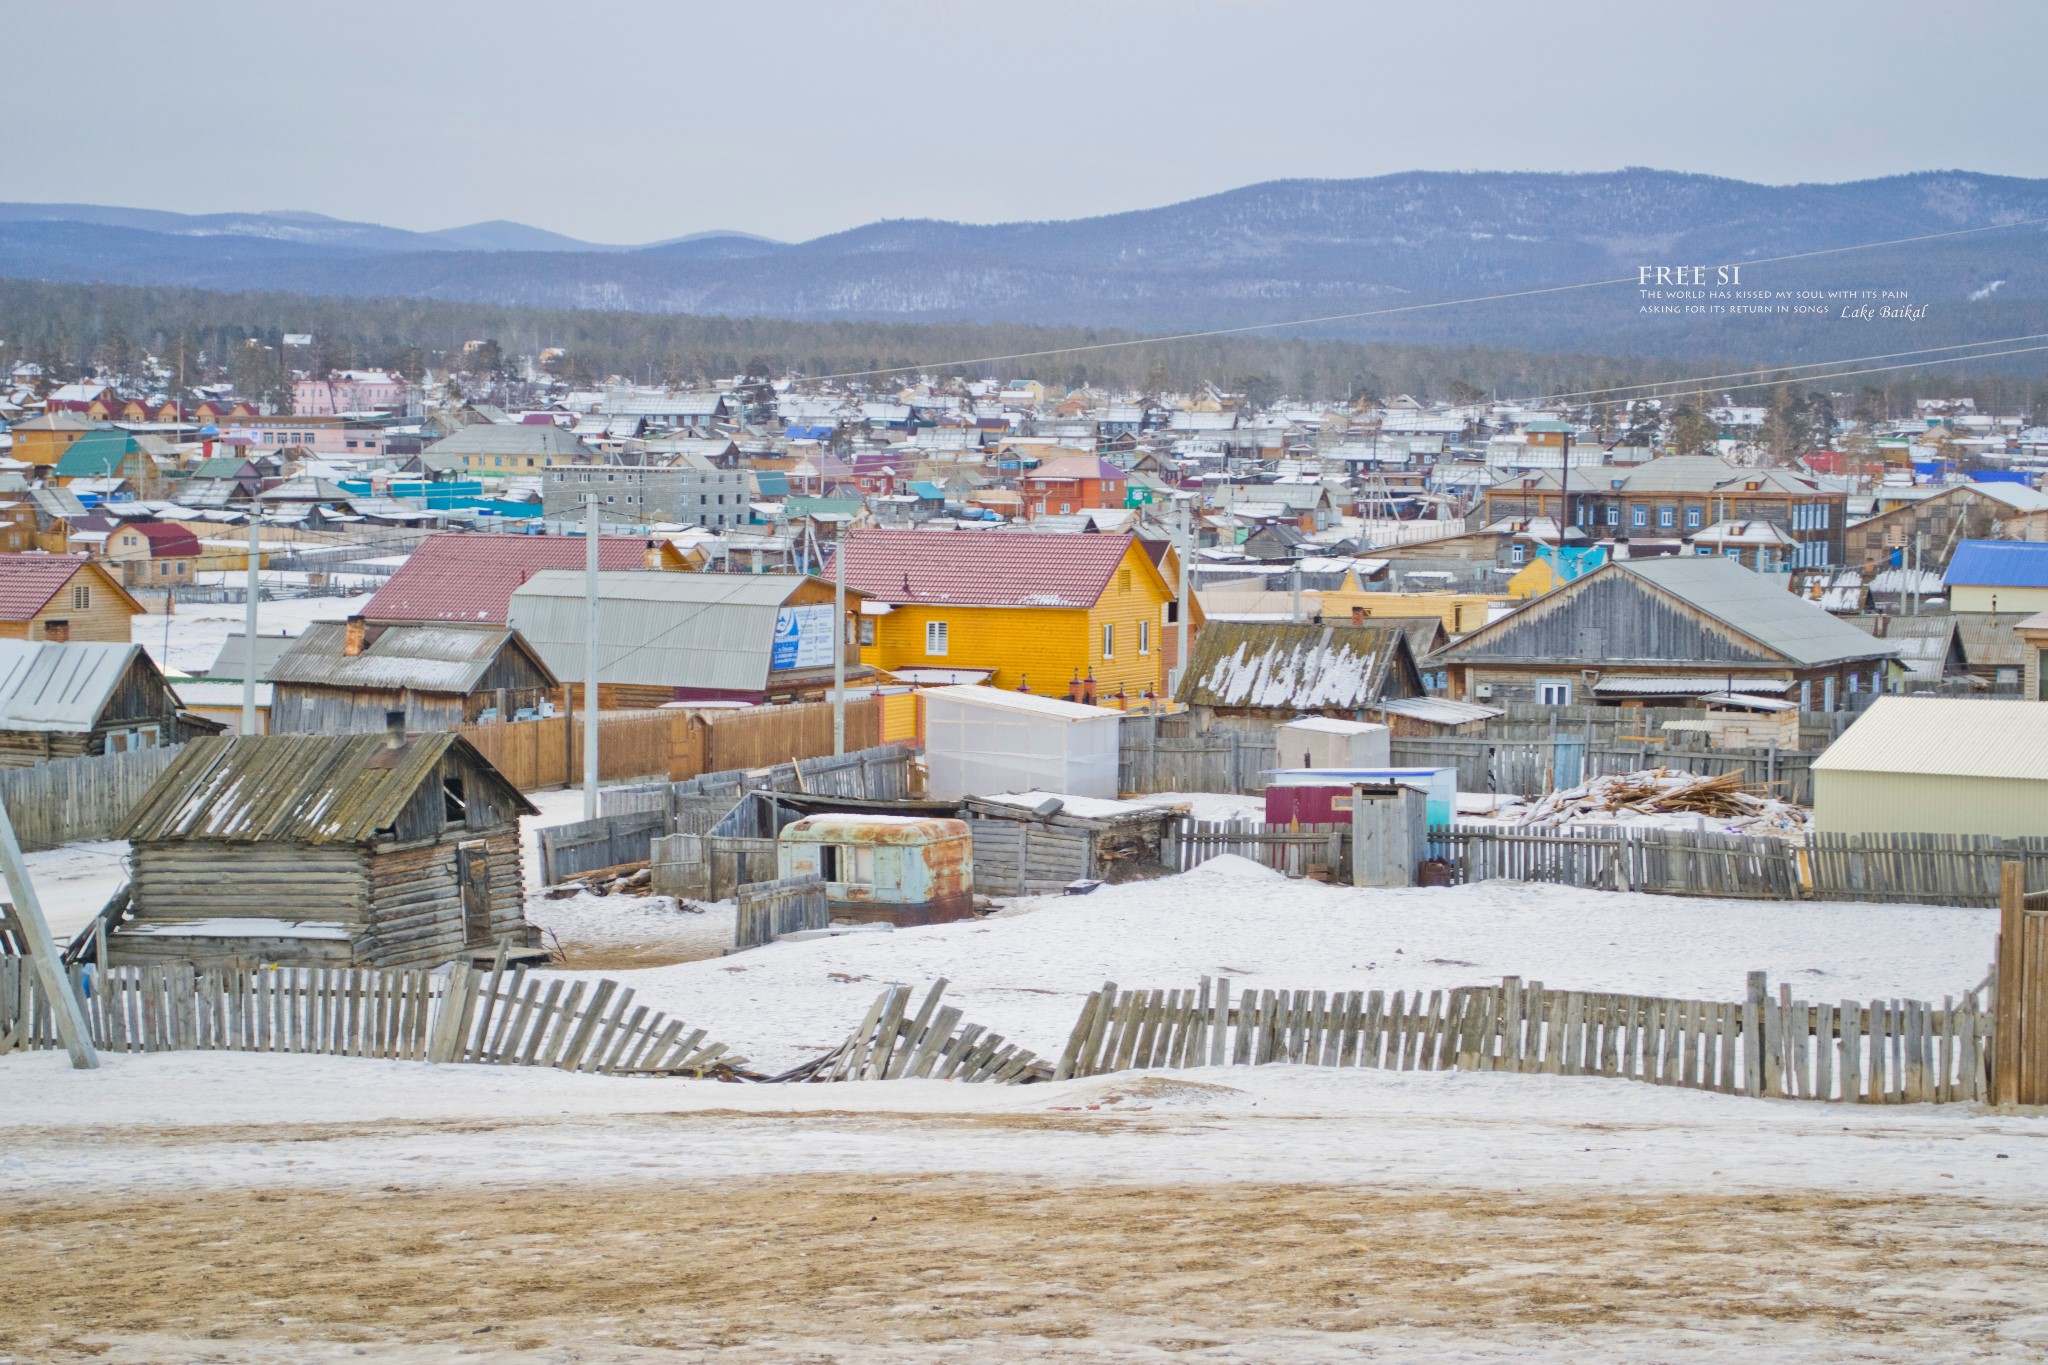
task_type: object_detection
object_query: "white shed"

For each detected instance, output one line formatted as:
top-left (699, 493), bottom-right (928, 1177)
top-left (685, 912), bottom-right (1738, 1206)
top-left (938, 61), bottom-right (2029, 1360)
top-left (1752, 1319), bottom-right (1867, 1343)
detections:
top-left (1812, 695), bottom-right (2048, 837)
top-left (1276, 716), bottom-right (1390, 770)
top-left (923, 686), bottom-right (1123, 800)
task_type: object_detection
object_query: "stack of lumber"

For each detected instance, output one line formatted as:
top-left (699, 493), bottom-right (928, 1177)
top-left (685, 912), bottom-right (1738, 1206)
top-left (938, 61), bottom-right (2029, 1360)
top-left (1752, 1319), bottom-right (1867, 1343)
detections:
top-left (1506, 768), bottom-right (1809, 835)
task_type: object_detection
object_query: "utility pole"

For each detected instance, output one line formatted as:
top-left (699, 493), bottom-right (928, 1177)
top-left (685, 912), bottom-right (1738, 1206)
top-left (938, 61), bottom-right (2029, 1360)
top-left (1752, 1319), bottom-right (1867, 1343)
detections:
top-left (832, 523), bottom-right (847, 756)
top-left (241, 514), bottom-right (260, 734)
top-left (1172, 497), bottom-right (1191, 696)
top-left (0, 794), bottom-right (95, 1068)
top-left (582, 495), bottom-right (601, 821)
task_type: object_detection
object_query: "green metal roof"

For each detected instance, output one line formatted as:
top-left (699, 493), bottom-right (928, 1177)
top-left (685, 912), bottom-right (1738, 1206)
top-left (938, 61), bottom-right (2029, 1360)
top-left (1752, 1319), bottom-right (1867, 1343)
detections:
top-left (52, 429), bottom-right (140, 478)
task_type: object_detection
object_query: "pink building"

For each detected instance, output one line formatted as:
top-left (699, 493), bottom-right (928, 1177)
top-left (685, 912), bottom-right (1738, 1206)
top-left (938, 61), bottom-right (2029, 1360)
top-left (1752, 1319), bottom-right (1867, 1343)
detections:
top-left (225, 415), bottom-right (390, 457)
top-left (293, 370), bottom-right (409, 416)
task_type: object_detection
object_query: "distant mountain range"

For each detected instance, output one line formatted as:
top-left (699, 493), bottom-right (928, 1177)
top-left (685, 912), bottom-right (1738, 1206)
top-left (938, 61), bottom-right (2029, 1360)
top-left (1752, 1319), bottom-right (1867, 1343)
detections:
top-left (2, 171), bottom-right (2045, 359)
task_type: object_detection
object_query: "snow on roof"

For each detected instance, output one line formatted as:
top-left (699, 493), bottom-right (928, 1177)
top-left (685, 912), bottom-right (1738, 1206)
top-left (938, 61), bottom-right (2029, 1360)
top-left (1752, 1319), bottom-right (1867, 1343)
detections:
top-left (923, 685), bottom-right (1123, 722)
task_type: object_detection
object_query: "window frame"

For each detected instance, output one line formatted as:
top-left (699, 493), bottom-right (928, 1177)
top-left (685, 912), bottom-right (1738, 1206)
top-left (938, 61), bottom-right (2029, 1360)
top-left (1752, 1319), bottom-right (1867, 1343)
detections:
top-left (925, 620), bottom-right (949, 657)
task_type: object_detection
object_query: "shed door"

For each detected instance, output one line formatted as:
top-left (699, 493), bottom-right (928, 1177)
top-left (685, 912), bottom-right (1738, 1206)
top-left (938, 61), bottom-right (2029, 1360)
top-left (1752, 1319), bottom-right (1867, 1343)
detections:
top-left (457, 841), bottom-right (492, 947)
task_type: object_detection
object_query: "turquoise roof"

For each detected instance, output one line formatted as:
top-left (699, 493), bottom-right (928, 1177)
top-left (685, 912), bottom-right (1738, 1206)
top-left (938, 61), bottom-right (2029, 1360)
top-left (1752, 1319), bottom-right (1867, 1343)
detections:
top-left (53, 429), bottom-right (140, 478)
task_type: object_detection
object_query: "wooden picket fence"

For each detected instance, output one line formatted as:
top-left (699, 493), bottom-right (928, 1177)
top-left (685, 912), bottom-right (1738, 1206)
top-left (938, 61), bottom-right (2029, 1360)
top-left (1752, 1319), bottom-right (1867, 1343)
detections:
top-left (734, 874), bottom-right (828, 950)
top-left (1052, 972), bottom-right (1992, 1104)
top-left (1430, 824), bottom-right (1805, 899)
top-left (0, 957), bottom-right (742, 1076)
top-left (790, 979), bottom-right (1052, 1084)
top-left (1162, 819), bottom-right (1349, 880)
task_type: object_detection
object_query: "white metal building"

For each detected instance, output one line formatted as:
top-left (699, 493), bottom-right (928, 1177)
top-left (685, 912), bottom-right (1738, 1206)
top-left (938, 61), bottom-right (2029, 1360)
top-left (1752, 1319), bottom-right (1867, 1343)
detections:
top-left (923, 685), bottom-right (1122, 800)
top-left (1811, 695), bottom-right (2048, 837)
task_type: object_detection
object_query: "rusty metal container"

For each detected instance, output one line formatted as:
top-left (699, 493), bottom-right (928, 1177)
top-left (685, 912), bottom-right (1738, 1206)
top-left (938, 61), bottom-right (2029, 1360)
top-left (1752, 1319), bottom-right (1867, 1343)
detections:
top-left (777, 813), bottom-right (975, 926)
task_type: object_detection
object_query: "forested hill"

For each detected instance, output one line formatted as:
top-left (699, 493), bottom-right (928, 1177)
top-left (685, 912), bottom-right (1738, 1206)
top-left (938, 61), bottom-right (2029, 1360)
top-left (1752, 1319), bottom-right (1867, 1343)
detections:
top-left (2, 170), bottom-right (2045, 360)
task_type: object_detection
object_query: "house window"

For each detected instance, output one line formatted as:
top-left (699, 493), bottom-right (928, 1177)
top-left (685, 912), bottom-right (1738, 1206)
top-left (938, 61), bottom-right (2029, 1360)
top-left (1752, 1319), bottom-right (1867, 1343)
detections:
top-left (1658, 507), bottom-right (1675, 529)
top-left (1606, 505), bottom-right (1619, 526)
top-left (860, 618), bottom-right (876, 646)
top-left (1631, 507), bottom-right (1647, 528)
top-left (925, 620), bottom-right (949, 656)
top-left (1060, 502), bottom-right (1072, 514)
top-left (1510, 543), bottom-right (1526, 565)
top-left (1685, 507), bottom-right (1702, 529)
top-left (1138, 621), bottom-right (1150, 654)
top-left (1119, 569), bottom-right (1133, 592)
top-left (819, 843), bottom-right (874, 886)
top-left (1536, 679), bottom-right (1572, 706)
top-left (71, 585), bottom-right (90, 610)
top-left (157, 562), bottom-right (170, 576)
top-left (1102, 623), bottom-right (1115, 658)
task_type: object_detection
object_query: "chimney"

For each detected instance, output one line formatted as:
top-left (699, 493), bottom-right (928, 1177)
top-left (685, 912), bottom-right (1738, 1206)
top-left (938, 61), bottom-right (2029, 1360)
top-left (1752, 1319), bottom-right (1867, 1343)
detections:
top-left (344, 616), bottom-right (366, 657)
top-left (384, 709), bottom-right (407, 749)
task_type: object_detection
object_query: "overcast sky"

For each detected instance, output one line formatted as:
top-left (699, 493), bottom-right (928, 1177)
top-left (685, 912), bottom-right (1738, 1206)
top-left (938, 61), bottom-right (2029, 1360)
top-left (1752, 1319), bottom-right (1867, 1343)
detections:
top-left (7, 0), bottom-right (2043, 245)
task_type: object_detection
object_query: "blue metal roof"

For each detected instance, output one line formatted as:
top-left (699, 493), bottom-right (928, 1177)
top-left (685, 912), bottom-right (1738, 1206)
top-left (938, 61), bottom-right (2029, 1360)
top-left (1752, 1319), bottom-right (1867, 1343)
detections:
top-left (1944, 539), bottom-right (2048, 588)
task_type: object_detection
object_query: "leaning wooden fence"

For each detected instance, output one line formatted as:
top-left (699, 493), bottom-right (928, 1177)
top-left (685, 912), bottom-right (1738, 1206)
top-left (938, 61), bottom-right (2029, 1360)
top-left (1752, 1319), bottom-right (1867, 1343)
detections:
top-left (0, 958), bottom-right (741, 1076)
top-left (790, 979), bottom-right (1051, 1084)
top-left (1052, 972), bottom-right (1990, 1104)
top-left (0, 745), bottom-right (184, 851)
top-left (733, 874), bottom-right (828, 950)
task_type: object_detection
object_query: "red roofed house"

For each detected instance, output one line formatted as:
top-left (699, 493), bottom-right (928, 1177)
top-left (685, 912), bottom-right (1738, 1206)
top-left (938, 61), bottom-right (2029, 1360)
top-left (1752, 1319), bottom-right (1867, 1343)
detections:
top-left (0, 554), bottom-right (144, 643)
top-left (830, 528), bottom-right (1175, 700)
top-left (102, 521), bottom-right (203, 588)
top-left (1020, 452), bottom-right (1129, 520)
top-left (361, 532), bottom-right (690, 625)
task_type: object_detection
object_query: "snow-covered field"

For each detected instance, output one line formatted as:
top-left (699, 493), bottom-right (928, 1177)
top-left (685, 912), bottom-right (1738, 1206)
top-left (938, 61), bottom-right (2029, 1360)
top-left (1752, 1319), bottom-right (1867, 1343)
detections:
top-left (4, 857), bottom-right (2040, 1363)
top-left (556, 855), bottom-right (1997, 1073)
top-left (134, 594), bottom-right (364, 675)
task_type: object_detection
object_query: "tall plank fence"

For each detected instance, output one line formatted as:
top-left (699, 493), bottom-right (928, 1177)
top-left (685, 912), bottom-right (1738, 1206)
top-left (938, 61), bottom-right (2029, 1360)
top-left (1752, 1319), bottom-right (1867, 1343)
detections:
top-left (1053, 972), bottom-right (1991, 1104)
top-left (0, 746), bottom-right (184, 851)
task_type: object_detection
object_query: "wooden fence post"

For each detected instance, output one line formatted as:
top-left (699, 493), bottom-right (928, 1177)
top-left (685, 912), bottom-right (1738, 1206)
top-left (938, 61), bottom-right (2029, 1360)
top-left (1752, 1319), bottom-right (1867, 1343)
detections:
top-left (1996, 859), bottom-right (2026, 1106)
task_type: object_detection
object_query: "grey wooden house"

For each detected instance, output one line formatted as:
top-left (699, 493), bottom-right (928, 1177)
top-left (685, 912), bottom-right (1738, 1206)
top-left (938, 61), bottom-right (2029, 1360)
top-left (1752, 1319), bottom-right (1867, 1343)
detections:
top-left (267, 619), bottom-right (559, 734)
top-left (1431, 557), bottom-right (1899, 711)
top-left (0, 639), bottom-right (221, 767)
top-left (107, 724), bottom-right (539, 969)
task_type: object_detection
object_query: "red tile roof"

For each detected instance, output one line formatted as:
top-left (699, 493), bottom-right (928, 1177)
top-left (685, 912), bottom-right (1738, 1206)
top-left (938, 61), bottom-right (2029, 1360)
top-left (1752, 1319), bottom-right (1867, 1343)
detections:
top-left (829, 529), bottom-right (1139, 608)
top-left (363, 533), bottom-right (663, 624)
top-left (0, 554), bottom-right (96, 621)
top-left (128, 522), bottom-right (204, 558)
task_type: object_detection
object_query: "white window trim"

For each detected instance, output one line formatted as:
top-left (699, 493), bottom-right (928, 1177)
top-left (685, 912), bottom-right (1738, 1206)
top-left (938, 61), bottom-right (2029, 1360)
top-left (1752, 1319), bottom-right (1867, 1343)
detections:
top-left (1138, 621), bottom-right (1150, 655)
top-left (925, 620), bottom-right (949, 656)
top-left (1102, 623), bottom-right (1115, 658)
top-left (1536, 679), bottom-right (1572, 706)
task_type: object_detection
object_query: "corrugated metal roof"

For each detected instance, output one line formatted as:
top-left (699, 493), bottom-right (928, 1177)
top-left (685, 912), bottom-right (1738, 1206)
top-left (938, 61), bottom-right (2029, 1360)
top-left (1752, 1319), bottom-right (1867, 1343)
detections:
top-left (120, 732), bottom-right (537, 845)
top-left (1951, 611), bottom-right (2031, 669)
top-left (1178, 622), bottom-right (1412, 711)
top-left (268, 621), bottom-right (551, 694)
top-left (1615, 558), bottom-right (1897, 667)
top-left (1944, 540), bottom-right (2048, 589)
top-left (361, 532), bottom-right (662, 624)
top-left (828, 528), bottom-right (1143, 608)
top-left (923, 684), bottom-right (1122, 722)
top-left (508, 569), bottom-right (797, 689)
top-left (1371, 696), bottom-right (1501, 725)
top-left (1593, 675), bottom-right (1792, 694)
top-left (0, 640), bottom-right (139, 731)
top-left (1813, 696), bottom-right (2048, 781)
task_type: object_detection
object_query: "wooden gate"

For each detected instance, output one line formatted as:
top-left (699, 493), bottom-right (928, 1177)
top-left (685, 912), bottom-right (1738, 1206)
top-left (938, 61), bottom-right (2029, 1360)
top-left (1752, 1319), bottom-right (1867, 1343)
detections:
top-left (1995, 862), bottom-right (2048, 1105)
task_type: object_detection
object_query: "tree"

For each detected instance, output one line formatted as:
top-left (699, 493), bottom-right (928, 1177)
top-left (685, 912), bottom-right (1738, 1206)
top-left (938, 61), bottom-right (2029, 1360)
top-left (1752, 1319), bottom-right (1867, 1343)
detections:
top-left (1669, 404), bottom-right (1718, 456)
top-left (1447, 379), bottom-right (1486, 406)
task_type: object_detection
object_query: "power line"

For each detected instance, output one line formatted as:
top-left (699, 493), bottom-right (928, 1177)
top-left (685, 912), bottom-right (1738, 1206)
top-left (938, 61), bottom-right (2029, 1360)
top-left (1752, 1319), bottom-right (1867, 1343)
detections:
top-left (796, 215), bottom-right (2048, 383)
top-left (1517, 331), bottom-right (2048, 409)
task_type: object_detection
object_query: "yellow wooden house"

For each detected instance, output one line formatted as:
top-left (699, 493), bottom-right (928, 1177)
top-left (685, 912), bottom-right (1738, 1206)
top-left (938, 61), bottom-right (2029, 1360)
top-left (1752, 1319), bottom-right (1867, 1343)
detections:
top-left (834, 528), bottom-right (1177, 700)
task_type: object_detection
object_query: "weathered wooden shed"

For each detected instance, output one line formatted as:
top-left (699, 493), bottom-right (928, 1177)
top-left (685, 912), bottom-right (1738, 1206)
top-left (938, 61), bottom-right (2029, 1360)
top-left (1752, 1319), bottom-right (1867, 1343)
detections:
top-left (962, 793), bottom-right (1177, 895)
top-left (267, 619), bottom-right (559, 734)
top-left (0, 639), bottom-right (221, 767)
top-left (107, 723), bottom-right (539, 969)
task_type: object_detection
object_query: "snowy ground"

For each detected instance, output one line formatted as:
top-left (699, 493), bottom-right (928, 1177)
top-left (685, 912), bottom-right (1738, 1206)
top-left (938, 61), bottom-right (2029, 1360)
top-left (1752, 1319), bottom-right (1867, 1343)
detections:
top-left (4, 857), bottom-right (2041, 1362)
top-left (557, 855), bottom-right (1998, 1073)
top-left (134, 594), bottom-right (364, 675)
top-left (1124, 788), bottom-right (1266, 822)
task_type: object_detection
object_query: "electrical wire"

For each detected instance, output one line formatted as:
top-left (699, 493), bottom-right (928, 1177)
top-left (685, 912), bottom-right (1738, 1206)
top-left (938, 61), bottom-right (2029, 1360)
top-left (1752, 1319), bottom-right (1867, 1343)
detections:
top-left (795, 214), bottom-right (2048, 383)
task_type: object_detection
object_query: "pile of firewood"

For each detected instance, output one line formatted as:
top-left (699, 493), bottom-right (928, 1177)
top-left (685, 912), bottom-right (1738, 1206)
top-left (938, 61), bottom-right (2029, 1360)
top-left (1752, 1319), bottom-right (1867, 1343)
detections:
top-left (1505, 768), bottom-right (1808, 834)
top-left (543, 863), bottom-right (654, 899)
